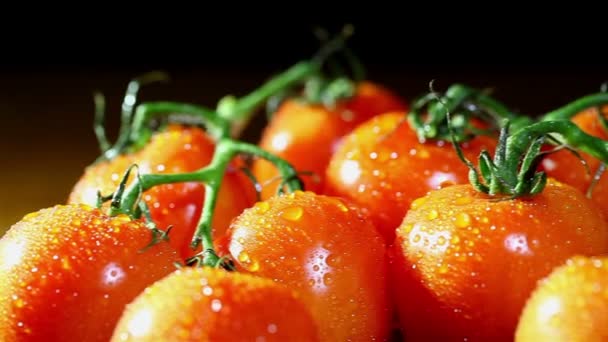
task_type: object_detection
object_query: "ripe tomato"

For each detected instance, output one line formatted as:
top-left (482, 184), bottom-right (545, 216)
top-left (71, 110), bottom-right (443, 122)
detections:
top-left (111, 267), bottom-right (320, 341)
top-left (541, 105), bottom-right (608, 218)
top-left (68, 124), bottom-right (255, 260)
top-left (218, 190), bottom-right (390, 341)
top-left (390, 179), bottom-right (608, 340)
top-left (252, 81), bottom-right (407, 199)
top-left (515, 255), bottom-right (608, 341)
top-left (324, 112), bottom-right (498, 243)
top-left (0, 203), bottom-right (180, 342)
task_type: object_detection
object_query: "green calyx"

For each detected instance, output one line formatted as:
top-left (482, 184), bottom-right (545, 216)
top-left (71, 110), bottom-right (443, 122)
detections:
top-left (449, 115), bottom-right (608, 200)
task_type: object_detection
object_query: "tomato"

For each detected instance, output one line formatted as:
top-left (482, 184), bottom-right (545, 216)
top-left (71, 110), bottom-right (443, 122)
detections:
top-left (541, 105), bottom-right (608, 219)
top-left (252, 81), bottom-right (407, 199)
top-left (389, 179), bottom-right (608, 340)
top-left (0, 203), bottom-right (180, 342)
top-left (218, 190), bottom-right (390, 341)
top-left (68, 124), bottom-right (255, 260)
top-left (110, 267), bottom-right (320, 341)
top-left (515, 255), bottom-right (608, 341)
top-left (324, 112), bottom-right (498, 243)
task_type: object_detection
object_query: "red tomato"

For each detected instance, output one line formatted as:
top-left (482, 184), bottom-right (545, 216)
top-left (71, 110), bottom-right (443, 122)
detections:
top-left (390, 179), bottom-right (608, 340)
top-left (541, 105), bottom-right (608, 219)
top-left (0, 203), bottom-right (180, 342)
top-left (324, 112), bottom-right (498, 243)
top-left (219, 190), bottom-right (390, 341)
top-left (515, 255), bottom-right (608, 341)
top-left (111, 267), bottom-right (320, 341)
top-left (253, 81), bottom-right (407, 199)
top-left (68, 124), bottom-right (255, 260)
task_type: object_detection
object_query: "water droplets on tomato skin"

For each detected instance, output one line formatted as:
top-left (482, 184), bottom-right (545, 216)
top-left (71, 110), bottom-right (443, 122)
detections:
top-left (280, 206), bottom-right (303, 221)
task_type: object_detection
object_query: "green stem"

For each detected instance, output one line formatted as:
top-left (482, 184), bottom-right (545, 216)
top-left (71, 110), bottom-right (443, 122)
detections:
top-left (129, 102), bottom-right (230, 149)
top-left (507, 120), bottom-right (608, 167)
top-left (117, 138), bottom-right (302, 267)
top-left (216, 61), bottom-right (318, 123)
top-left (95, 71), bottom-right (169, 163)
top-left (539, 93), bottom-right (608, 122)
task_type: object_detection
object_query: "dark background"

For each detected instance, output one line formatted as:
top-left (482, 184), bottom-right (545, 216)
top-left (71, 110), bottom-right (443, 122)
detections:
top-left (1, 19), bottom-right (607, 231)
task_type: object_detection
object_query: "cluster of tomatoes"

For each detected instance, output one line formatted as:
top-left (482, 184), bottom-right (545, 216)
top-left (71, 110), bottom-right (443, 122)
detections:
top-left (2, 35), bottom-right (608, 341)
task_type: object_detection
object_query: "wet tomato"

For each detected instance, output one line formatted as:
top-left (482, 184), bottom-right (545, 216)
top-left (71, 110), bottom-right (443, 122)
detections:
top-left (68, 124), bottom-right (255, 260)
top-left (220, 190), bottom-right (390, 341)
top-left (541, 106), bottom-right (608, 218)
top-left (111, 267), bottom-right (320, 341)
top-left (324, 112), bottom-right (498, 243)
top-left (389, 179), bottom-right (608, 340)
top-left (515, 255), bottom-right (608, 341)
top-left (0, 203), bottom-right (180, 342)
top-left (253, 81), bottom-right (406, 199)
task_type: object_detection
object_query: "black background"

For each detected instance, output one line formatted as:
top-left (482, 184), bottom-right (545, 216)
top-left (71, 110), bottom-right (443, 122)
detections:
top-left (1, 16), bottom-right (606, 230)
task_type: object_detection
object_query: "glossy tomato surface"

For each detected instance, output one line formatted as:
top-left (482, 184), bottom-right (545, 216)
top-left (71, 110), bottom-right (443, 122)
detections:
top-left (515, 255), bottom-right (608, 341)
top-left (69, 124), bottom-right (255, 260)
top-left (253, 81), bottom-right (407, 199)
top-left (111, 267), bottom-right (320, 341)
top-left (390, 180), bottom-right (608, 340)
top-left (221, 190), bottom-right (390, 341)
top-left (0, 204), bottom-right (180, 342)
top-left (325, 112), bottom-right (498, 243)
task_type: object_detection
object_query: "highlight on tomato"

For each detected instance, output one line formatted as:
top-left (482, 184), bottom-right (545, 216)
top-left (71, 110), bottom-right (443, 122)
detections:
top-left (389, 110), bottom-right (608, 340)
top-left (515, 255), bottom-right (608, 341)
top-left (0, 203), bottom-right (180, 342)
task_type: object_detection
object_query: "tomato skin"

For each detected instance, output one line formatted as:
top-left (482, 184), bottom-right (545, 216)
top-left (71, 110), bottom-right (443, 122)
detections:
top-left (68, 124), bottom-right (255, 260)
top-left (515, 255), bottom-right (608, 341)
top-left (324, 112), bottom-right (498, 243)
top-left (110, 267), bottom-right (320, 341)
top-left (253, 81), bottom-right (407, 199)
top-left (390, 180), bottom-right (608, 340)
top-left (220, 190), bottom-right (390, 341)
top-left (0, 204), bottom-right (180, 342)
top-left (541, 106), bottom-right (608, 219)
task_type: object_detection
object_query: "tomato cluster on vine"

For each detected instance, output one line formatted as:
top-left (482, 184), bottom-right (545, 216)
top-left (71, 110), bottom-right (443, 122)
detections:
top-left (2, 29), bottom-right (608, 342)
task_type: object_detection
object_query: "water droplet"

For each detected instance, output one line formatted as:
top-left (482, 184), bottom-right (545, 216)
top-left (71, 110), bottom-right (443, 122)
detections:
top-left (211, 299), bottom-right (222, 312)
top-left (238, 252), bottom-right (251, 263)
top-left (437, 236), bottom-right (447, 246)
top-left (14, 298), bottom-right (25, 308)
top-left (280, 206), bottom-right (303, 221)
top-left (255, 201), bottom-right (270, 214)
top-left (454, 213), bottom-right (471, 228)
top-left (202, 286), bottom-right (213, 296)
top-left (323, 273), bottom-right (333, 285)
top-left (411, 197), bottom-right (427, 210)
top-left (369, 152), bottom-right (378, 160)
top-left (312, 265), bottom-right (320, 272)
top-left (267, 323), bottom-right (278, 334)
top-left (156, 164), bottom-right (166, 172)
top-left (427, 210), bottom-right (439, 220)
top-left (246, 260), bottom-right (260, 272)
